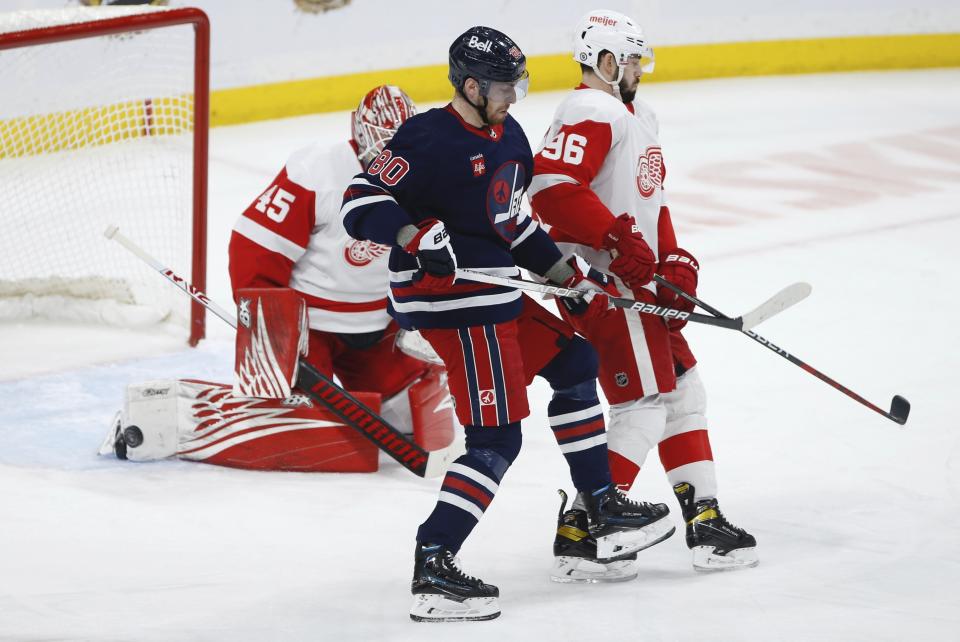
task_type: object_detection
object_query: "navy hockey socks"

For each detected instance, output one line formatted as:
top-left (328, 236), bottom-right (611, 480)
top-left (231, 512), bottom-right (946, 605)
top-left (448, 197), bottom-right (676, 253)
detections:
top-left (548, 385), bottom-right (612, 492)
top-left (416, 426), bottom-right (517, 552)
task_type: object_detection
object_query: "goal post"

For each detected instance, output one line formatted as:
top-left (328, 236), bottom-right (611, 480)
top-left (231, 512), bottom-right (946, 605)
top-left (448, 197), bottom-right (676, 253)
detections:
top-left (0, 6), bottom-right (210, 346)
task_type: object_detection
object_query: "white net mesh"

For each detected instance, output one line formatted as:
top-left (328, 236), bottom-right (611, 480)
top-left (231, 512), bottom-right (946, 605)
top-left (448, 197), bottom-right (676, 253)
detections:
top-left (0, 6), bottom-right (200, 330)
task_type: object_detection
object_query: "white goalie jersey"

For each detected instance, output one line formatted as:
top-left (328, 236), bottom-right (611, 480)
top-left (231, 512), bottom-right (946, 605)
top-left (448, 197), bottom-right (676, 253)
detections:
top-left (229, 140), bottom-right (392, 333)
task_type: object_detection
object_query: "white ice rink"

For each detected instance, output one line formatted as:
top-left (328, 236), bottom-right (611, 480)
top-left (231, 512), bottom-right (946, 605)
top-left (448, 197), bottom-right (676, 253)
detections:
top-left (1, 69), bottom-right (959, 641)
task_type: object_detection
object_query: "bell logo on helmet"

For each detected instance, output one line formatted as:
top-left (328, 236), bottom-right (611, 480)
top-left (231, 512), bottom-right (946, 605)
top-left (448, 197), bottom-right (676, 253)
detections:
top-left (467, 35), bottom-right (492, 52)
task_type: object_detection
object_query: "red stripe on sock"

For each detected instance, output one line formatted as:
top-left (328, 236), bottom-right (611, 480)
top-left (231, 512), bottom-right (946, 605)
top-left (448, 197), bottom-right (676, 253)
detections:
top-left (608, 449), bottom-right (641, 491)
top-left (658, 429), bottom-right (714, 472)
top-left (552, 418), bottom-right (605, 441)
top-left (443, 475), bottom-right (493, 509)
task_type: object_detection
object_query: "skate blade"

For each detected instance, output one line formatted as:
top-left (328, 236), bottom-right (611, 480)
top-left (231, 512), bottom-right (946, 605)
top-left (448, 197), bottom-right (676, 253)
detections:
top-left (409, 593), bottom-right (500, 622)
top-left (692, 545), bottom-right (759, 573)
top-left (550, 556), bottom-right (638, 584)
top-left (595, 519), bottom-right (676, 560)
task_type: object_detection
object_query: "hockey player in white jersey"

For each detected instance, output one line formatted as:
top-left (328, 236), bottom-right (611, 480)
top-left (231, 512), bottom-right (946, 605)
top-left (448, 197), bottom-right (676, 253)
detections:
top-left (100, 86), bottom-right (456, 472)
top-left (531, 10), bottom-right (758, 577)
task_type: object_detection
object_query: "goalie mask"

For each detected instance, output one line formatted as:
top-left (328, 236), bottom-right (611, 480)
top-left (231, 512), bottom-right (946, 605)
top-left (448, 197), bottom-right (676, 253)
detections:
top-left (351, 85), bottom-right (416, 166)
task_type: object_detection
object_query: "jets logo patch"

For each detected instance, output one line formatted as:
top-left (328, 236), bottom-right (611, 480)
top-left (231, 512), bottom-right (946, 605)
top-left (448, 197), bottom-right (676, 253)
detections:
top-left (486, 161), bottom-right (528, 243)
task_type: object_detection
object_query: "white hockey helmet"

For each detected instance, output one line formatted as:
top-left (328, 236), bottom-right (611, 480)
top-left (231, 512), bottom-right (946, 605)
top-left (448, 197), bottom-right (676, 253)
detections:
top-left (351, 85), bottom-right (416, 166)
top-left (572, 10), bottom-right (655, 86)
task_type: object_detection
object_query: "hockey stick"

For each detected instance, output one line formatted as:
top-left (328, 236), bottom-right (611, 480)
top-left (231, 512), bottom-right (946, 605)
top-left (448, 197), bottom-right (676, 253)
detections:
top-left (104, 224), bottom-right (462, 477)
top-left (455, 269), bottom-right (809, 332)
top-left (653, 275), bottom-right (910, 425)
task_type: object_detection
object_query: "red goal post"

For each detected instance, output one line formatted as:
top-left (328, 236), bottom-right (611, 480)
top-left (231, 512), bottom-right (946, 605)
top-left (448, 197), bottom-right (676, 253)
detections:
top-left (0, 6), bottom-right (210, 345)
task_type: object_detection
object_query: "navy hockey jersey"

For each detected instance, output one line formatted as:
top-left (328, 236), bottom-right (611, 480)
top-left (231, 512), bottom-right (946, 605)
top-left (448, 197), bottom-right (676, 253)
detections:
top-left (341, 105), bottom-right (562, 330)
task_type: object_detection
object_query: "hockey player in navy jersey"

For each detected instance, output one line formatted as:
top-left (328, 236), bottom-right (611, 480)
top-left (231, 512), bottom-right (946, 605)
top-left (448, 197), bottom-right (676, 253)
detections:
top-left (342, 27), bottom-right (674, 622)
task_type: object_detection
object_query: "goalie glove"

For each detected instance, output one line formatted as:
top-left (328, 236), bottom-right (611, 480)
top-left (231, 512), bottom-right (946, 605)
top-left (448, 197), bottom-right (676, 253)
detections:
top-left (601, 213), bottom-right (656, 291)
top-left (656, 248), bottom-right (699, 330)
top-left (401, 219), bottom-right (457, 290)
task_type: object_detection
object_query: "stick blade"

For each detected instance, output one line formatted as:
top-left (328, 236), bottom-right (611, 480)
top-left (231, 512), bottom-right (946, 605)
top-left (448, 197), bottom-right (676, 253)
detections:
top-left (889, 395), bottom-right (910, 425)
top-left (741, 282), bottom-right (812, 331)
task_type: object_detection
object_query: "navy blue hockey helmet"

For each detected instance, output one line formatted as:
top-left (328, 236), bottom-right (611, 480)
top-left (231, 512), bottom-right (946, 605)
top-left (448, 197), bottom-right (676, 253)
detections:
top-left (448, 26), bottom-right (529, 102)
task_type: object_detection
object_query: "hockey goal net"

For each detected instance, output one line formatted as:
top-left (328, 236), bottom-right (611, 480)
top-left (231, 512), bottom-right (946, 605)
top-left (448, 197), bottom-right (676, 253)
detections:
top-left (0, 6), bottom-right (209, 345)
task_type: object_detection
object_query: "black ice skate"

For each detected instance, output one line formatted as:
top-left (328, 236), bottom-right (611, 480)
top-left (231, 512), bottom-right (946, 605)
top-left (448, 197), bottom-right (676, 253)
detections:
top-left (410, 543), bottom-right (500, 622)
top-left (550, 490), bottom-right (638, 583)
top-left (578, 484), bottom-right (675, 560)
top-left (673, 482), bottom-right (759, 572)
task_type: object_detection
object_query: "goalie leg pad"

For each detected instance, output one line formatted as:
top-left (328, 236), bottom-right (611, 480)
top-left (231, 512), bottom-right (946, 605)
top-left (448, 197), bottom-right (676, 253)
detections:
top-left (379, 366), bottom-right (458, 451)
top-left (100, 379), bottom-right (381, 472)
top-left (234, 288), bottom-right (308, 399)
top-left (409, 367), bottom-right (456, 451)
top-left (178, 380), bottom-right (379, 472)
top-left (96, 380), bottom-right (180, 461)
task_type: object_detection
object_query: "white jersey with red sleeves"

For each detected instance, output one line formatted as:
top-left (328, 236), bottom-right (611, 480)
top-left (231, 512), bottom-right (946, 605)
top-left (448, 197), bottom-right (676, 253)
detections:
top-left (229, 141), bottom-right (392, 333)
top-left (528, 86), bottom-right (667, 288)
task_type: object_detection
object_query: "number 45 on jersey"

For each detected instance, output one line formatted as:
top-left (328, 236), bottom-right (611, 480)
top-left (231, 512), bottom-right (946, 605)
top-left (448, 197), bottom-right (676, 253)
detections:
top-left (255, 184), bottom-right (297, 223)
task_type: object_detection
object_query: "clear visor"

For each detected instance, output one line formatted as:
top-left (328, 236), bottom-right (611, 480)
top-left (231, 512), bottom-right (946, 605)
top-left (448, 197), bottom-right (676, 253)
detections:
top-left (629, 47), bottom-right (655, 74)
top-left (482, 70), bottom-right (530, 103)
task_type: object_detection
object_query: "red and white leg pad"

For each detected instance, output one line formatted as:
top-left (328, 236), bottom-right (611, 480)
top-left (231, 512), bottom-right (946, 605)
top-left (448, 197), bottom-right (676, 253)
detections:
top-left (234, 287), bottom-right (308, 399)
top-left (379, 365), bottom-right (459, 452)
top-left (99, 379), bottom-right (379, 472)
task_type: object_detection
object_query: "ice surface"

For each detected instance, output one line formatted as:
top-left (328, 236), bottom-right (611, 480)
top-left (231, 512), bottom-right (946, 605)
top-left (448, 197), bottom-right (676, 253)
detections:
top-left (1, 70), bottom-right (958, 641)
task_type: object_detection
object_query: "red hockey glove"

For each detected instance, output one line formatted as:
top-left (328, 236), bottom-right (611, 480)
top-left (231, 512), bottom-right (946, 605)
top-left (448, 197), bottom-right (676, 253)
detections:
top-left (656, 248), bottom-right (699, 330)
top-left (555, 255), bottom-right (620, 326)
top-left (402, 219), bottom-right (457, 290)
top-left (601, 213), bottom-right (656, 290)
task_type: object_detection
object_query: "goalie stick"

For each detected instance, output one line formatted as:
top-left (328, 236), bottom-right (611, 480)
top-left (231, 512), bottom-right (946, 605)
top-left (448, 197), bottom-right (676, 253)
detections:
top-left (653, 275), bottom-right (910, 426)
top-left (104, 224), bottom-right (461, 477)
top-left (455, 269), bottom-right (810, 332)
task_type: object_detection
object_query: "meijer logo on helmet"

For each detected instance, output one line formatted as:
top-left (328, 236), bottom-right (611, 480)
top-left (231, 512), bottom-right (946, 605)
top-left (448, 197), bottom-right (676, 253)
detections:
top-left (589, 15), bottom-right (618, 27)
top-left (467, 36), bottom-right (492, 52)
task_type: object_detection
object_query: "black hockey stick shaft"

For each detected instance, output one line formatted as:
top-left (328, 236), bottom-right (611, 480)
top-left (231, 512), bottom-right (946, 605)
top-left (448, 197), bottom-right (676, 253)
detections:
top-left (653, 275), bottom-right (910, 425)
top-left (104, 225), bottom-right (439, 475)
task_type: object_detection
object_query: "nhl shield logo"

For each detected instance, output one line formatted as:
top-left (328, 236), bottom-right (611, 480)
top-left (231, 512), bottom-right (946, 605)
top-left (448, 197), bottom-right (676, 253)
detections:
top-left (615, 372), bottom-right (629, 387)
